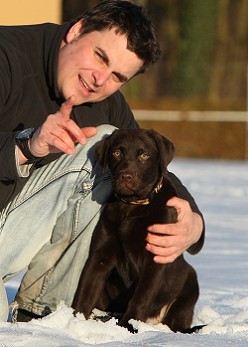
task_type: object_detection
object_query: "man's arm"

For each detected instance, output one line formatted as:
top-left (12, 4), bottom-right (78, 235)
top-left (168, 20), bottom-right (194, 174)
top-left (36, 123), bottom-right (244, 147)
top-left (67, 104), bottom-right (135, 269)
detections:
top-left (145, 172), bottom-right (205, 264)
top-left (168, 171), bottom-right (205, 254)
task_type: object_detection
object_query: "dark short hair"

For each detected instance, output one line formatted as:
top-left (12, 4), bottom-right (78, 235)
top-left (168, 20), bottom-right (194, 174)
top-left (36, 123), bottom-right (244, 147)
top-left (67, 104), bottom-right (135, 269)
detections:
top-left (71, 0), bottom-right (161, 74)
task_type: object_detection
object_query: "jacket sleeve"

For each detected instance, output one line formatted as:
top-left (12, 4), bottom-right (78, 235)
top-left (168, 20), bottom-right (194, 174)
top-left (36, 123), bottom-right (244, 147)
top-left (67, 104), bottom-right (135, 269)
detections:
top-left (168, 171), bottom-right (205, 255)
top-left (0, 48), bottom-right (22, 181)
top-left (0, 132), bottom-right (23, 181)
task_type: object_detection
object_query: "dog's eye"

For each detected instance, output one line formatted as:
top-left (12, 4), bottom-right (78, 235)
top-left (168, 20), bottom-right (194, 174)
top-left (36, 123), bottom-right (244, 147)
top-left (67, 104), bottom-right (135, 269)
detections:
top-left (140, 153), bottom-right (150, 161)
top-left (113, 149), bottom-right (122, 159)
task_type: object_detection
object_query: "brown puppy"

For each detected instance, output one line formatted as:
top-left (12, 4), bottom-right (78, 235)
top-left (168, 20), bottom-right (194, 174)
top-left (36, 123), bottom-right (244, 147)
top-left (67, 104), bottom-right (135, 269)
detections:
top-left (73, 128), bottom-right (199, 333)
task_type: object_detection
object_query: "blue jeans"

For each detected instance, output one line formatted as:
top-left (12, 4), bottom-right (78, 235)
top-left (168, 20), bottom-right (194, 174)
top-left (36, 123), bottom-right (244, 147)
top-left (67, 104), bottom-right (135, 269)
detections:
top-left (0, 124), bottom-right (115, 321)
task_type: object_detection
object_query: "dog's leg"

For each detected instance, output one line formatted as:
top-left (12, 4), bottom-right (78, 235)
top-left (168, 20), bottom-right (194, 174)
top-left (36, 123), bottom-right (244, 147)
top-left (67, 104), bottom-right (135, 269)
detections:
top-left (118, 260), bottom-right (172, 330)
top-left (72, 237), bottom-right (119, 318)
top-left (118, 259), bottom-right (199, 333)
top-left (162, 265), bottom-right (199, 333)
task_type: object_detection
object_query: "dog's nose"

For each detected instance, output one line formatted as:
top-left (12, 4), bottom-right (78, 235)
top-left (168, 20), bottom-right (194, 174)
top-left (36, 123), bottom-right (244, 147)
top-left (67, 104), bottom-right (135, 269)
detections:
top-left (121, 173), bottom-right (133, 182)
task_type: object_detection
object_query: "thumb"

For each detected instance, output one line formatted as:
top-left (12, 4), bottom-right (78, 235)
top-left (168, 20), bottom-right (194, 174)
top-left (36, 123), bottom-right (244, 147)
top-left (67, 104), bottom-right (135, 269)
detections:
top-left (166, 196), bottom-right (180, 208)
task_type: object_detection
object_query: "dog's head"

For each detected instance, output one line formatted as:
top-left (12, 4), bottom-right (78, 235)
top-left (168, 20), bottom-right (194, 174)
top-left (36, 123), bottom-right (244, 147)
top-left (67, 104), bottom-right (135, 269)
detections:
top-left (95, 128), bottom-right (175, 202)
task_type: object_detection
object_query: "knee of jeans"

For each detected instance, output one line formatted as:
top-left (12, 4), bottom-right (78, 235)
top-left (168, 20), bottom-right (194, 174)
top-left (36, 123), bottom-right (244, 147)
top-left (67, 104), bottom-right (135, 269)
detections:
top-left (81, 124), bottom-right (117, 166)
top-left (95, 124), bottom-right (117, 139)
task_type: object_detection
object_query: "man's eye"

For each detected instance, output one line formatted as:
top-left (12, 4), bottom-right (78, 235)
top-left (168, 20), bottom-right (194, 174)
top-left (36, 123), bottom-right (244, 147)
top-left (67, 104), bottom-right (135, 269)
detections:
top-left (113, 149), bottom-right (122, 158)
top-left (112, 74), bottom-right (122, 83)
top-left (96, 52), bottom-right (103, 61)
top-left (95, 51), bottom-right (107, 64)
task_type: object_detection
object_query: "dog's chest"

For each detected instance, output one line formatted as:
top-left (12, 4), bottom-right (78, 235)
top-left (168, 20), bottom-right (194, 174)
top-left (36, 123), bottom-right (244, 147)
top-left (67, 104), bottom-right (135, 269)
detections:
top-left (112, 200), bottom-right (176, 262)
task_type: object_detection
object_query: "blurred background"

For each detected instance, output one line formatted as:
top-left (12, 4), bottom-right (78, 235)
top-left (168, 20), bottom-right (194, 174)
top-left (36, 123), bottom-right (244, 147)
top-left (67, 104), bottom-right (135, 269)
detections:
top-left (1, 0), bottom-right (247, 159)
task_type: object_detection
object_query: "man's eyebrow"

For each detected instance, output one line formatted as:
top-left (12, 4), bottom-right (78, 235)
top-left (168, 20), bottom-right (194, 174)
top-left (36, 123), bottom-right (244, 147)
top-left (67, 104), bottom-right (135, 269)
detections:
top-left (113, 71), bottom-right (128, 83)
top-left (97, 47), bottom-right (128, 83)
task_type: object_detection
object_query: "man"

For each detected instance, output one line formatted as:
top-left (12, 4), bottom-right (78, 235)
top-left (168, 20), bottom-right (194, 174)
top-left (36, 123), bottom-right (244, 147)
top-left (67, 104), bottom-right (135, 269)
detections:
top-left (0, 0), bottom-right (204, 322)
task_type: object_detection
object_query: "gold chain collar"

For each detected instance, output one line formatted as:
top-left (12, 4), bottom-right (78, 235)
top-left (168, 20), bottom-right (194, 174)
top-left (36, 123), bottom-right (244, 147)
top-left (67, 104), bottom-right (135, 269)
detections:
top-left (119, 177), bottom-right (163, 205)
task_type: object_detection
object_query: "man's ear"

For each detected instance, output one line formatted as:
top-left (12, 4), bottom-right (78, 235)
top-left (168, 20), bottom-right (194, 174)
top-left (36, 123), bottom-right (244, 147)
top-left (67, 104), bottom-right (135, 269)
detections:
top-left (65, 19), bottom-right (84, 43)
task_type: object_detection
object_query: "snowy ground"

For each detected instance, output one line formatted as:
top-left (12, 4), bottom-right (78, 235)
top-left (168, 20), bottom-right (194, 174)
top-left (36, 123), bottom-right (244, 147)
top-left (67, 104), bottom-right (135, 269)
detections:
top-left (1, 158), bottom-right (248, 347)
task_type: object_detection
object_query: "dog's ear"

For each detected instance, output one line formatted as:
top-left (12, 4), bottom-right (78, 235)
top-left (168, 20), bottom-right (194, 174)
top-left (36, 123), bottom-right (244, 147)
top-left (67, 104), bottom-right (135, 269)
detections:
top-left (95, 131), bottom-right (117, 168)
top-left (148, 129), bottom-right (175, 175)
top-left (95, 136), bottom-right (111, 168)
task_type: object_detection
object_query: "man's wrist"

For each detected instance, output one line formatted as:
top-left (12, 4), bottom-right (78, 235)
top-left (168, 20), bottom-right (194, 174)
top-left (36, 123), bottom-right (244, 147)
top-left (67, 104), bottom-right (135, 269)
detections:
top-left (15, 128), bottom-right (40, 163)
top-left (15, 145), bottom-right (33, 176)
top-left (193, 213), bottom-right (203, 243)
top-left (187, 213), bottom-right (205, 255)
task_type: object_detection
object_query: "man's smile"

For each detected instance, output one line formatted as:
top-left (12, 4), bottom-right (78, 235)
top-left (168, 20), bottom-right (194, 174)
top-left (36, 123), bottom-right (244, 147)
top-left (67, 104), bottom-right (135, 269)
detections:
top-left (78, 75), bottom-right (95, 94)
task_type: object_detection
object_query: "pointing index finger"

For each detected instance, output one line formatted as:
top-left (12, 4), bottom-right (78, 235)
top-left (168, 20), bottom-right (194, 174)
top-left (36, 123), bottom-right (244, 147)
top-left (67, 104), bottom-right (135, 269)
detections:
top-left (60, 95), bottom-right (76, 118)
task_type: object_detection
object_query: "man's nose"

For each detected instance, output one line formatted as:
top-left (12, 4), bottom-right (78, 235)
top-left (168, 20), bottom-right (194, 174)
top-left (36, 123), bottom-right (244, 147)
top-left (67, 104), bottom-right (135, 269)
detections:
top-left (92, 68), bottom-right (111, 87)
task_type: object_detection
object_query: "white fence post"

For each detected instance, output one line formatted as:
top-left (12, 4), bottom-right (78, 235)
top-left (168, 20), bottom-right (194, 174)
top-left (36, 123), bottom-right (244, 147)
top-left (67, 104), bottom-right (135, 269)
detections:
top-left (246, 65), bottom-right (248, 159)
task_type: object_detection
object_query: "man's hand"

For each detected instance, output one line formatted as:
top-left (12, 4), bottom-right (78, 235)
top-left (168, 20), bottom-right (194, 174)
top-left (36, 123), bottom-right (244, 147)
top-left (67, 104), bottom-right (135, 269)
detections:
top-left (145, 196), bottom-right (203, 264)
top-left (19, 95), bottom-right (97, 163)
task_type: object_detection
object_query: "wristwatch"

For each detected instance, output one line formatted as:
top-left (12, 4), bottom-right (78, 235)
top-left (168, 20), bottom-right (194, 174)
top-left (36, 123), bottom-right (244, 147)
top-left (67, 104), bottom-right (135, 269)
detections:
top-left (15, 128), bottom-right (40, 162)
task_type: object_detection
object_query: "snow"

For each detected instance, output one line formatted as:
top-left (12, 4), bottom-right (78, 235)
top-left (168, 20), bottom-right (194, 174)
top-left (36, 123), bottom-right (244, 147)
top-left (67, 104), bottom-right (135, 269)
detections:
top-left (1, 158), bottom-right (248, 347)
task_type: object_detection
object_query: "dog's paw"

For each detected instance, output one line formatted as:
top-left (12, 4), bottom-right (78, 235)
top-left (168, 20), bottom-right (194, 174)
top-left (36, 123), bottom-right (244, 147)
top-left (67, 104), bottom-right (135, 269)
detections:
top-left (181, 324), bottom-right (207, 334)
top-left (117, 320), bottom-right (138, 334)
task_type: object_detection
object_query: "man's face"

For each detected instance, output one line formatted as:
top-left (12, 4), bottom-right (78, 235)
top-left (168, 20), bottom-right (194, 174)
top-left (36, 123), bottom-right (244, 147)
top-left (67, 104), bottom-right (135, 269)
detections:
top-left (57, 21), bottom-right (144, 105)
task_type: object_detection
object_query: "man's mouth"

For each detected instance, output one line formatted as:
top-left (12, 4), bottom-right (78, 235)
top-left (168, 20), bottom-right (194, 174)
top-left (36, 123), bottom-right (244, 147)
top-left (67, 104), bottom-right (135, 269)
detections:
top-left (79, 75), bottom-right (94, 93)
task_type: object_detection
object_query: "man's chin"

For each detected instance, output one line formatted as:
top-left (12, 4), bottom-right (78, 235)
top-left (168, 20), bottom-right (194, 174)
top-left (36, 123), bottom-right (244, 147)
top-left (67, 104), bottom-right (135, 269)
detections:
top-left (75, 95), bottom-right (100, 105)
top-left (65, 92), bottom-right (109, 105)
